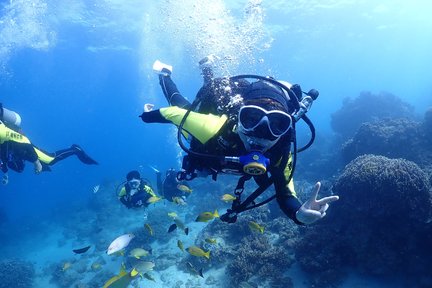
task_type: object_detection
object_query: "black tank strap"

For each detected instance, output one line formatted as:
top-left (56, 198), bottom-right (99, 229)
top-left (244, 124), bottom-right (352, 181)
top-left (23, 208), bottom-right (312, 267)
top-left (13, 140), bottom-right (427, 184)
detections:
top-left (221, 174), bottom-right (274, 223)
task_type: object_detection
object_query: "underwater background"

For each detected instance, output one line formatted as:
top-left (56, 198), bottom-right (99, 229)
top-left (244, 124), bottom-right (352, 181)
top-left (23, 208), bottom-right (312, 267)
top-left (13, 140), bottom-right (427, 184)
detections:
top-left (0, 0), bottom-right (431, 287)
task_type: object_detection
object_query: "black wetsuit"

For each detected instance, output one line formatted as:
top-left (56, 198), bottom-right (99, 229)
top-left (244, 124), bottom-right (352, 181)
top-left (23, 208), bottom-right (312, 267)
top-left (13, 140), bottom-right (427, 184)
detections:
top-left (141, 74), bottom-right (303, 224)
top-left (119, 180), bottom-right (156, 209)
top-left (156, 169), bottom-right (190, 202)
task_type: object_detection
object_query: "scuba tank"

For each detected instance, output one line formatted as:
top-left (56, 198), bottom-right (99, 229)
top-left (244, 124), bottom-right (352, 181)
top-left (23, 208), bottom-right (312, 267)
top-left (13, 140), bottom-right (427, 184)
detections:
top-left (0, 104), bottom-right (22, 131)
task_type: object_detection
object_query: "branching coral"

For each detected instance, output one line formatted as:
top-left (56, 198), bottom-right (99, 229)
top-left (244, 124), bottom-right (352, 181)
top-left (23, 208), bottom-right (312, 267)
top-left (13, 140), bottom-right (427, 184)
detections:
top-left (227, 234), bottom-right (294, 286)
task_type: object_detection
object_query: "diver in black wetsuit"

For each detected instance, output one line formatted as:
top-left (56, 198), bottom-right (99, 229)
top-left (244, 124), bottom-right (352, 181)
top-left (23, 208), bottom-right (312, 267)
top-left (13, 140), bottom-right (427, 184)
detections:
top-left (118, 170), bottom-right (157, 208)
top-left (153, 167), bottom-right (191, 203)
top-left (139, 57), bottom-right (339, 225)
top-left (0, 104), bottom-right (97, 184)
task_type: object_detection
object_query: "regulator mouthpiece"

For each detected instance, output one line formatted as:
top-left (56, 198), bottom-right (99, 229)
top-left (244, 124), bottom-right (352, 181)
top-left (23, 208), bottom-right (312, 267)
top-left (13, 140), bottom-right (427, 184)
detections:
top-left (239, 152), bottom-right (270, 175)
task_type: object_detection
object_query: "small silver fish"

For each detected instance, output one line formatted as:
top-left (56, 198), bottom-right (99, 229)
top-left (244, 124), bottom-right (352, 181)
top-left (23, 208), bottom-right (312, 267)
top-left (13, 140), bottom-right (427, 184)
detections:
top-left (93, 185), bottom-right (100, 194)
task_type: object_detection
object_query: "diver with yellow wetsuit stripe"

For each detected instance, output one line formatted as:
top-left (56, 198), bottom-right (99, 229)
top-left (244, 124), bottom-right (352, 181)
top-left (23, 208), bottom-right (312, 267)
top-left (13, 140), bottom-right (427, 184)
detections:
top-left (118, 170), bottom-right (157, 208)
top-left (0, 104), bottom-right (97, 184)
top-left (139, 57), bottom-right (339, 225)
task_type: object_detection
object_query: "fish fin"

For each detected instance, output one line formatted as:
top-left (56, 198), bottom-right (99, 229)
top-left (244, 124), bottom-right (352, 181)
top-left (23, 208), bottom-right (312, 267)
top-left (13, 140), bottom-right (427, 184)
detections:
top-left (198, 268), bottom-right (204, 278)
top-left (121, 262), bottom-right (126, 270)
top-left (130, 268), bottom-right (139, 277)
top-left (184, 227), bottom-right (189, 235)
top-left (214, 209), bottom-right (219, 218)
top-left (148, 165), bottom-right (160, 173)
top-left (205, 251), bottom-right (210, 260)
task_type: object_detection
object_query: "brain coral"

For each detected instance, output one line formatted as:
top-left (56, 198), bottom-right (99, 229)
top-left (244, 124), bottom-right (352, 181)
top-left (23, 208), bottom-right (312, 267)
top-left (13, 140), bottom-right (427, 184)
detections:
top-left (341, 118), bottom-right (422, 165)
top-left (334, 154), bottom-right (431, 223)
top-left (295, 155), bottom-right (432, 286)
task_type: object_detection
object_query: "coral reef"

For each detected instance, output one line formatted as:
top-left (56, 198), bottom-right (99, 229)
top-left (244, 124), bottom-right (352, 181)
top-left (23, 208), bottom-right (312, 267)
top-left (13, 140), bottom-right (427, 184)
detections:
top-left (330, 91), bottom-right (414, 139)
top-left (0, 259), bottom-right (35, 288)
top-left (188, 204), bottom-right (299, 286)
top-left (295, 155), bottom-right (432, 286)
top-left (341, 118), bottom-right (423, 164)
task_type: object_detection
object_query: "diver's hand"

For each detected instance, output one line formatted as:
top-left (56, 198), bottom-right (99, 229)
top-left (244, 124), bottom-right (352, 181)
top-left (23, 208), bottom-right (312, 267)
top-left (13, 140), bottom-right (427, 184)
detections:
top-left (1, 174), bottom-right (8, 185)
top-left (296, 182), bottom-right (339, 224)
top-left (144, 103), bottom-right (154, 112)
top-left (34, 160), bottom-right (43, 174)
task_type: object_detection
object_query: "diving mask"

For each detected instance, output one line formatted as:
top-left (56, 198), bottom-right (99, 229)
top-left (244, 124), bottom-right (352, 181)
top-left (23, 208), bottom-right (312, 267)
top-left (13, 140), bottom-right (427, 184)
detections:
top-left (128, 179), bottom-right (140, 189)
top-left (238, 105), bottom-right (292, 138)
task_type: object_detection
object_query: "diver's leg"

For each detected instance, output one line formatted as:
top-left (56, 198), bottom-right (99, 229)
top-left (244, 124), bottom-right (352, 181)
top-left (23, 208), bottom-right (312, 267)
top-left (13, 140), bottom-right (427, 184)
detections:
top-left (49, 145), bottom-right (98, 165)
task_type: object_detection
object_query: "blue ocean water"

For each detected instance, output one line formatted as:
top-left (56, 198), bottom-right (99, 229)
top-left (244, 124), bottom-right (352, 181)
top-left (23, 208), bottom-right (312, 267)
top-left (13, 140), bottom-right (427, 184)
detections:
top-left (0, 1), bottom-right (431, 287)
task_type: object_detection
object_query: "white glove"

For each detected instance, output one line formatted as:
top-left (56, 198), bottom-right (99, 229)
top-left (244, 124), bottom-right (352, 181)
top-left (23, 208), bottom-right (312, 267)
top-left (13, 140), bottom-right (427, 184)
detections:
top-left (34, 160), bottom-right (43, 174)
top-left (296, 182), bottom-right (339, 224)
top-left (152, 60), bottom-right (172, 76)
top-left (143, 103), bottom-right (154, 112)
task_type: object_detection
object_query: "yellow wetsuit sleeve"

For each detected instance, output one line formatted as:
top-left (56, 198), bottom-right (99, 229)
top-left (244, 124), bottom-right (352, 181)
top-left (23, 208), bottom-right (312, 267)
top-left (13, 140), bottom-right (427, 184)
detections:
top-left (0, 122), bottom-right (31, 145)
top-left (143, 185), bottom-right (157, 197)
top-left (118, 187), bottom-right (126, 197)
top-left (159, 107), bottom-right (228, 144)
top-left (33, 147), bottom-right (55, 164)
top-left (283, 155), bottom-right (296, 196)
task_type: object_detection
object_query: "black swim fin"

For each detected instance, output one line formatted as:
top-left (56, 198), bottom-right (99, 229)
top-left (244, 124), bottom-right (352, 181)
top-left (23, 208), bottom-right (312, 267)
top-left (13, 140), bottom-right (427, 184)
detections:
top-left (72, 144), bottom-right (98, 165)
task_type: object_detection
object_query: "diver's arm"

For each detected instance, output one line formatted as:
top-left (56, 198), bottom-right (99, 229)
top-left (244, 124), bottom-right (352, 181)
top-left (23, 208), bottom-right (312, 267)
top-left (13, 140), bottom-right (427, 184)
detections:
top-left (273, 173), bottom-right (303, 225)
top-left (271, 156), bottom-right (304, 225)
top-left (118, 187), bottom-right (132, 208)
top-left (159, 75), bottom-right (191, 109)
top-left (140, 106), bottom-right (228, 144)
top-left (295, 182), bottom-right (339, 225)
top-left (143, 185), bottom-right (157, 197)
top-left (273, 157), bottom-right (340, 224)
top-left (140, 109), bottom-right (171, 124)
top-left (120, 196), bottom-right (132, 208)
top-left (0, 146), bottom-right (8, 173)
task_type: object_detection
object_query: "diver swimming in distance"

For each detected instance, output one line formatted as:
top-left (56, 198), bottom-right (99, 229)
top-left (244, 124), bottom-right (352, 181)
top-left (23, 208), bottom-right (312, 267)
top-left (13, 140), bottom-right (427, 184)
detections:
top-left (0, 104), bottom-right (98, 184)
top-left (151, 166), bottom-right (192, 205)
top-left (118, 170), bottom-right (160, 209)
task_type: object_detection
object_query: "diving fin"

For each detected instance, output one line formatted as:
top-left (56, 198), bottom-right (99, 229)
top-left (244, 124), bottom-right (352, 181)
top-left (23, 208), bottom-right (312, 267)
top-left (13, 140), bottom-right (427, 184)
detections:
top-left (72, 144), bottom-right (98, 165)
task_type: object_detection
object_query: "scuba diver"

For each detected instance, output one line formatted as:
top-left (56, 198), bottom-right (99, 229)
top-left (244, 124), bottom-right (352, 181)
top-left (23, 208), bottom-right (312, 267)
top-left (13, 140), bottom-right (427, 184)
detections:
top-left (118, 170), bottom-right (158, 209)
top-left (0, 104), bottom-right (98, 185)
top-left (139, 57), bottom-right (339, 225)
top-left (152, 167), bottom-right (191, 204)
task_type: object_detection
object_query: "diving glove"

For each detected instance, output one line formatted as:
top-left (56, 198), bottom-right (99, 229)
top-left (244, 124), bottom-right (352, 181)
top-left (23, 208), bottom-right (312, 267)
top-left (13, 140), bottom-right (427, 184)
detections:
top-left (153, 60), bottom-right (172, 76)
